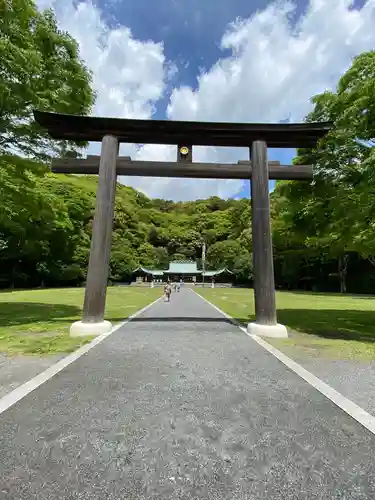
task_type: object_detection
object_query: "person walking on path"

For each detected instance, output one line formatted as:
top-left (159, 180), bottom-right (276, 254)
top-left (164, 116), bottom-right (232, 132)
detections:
top-left (164, 281), bottom-right (172, 302)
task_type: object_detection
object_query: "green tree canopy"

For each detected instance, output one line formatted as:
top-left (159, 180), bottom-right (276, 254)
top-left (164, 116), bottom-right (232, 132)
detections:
top-left (0, 0), bottom-right (95, 160)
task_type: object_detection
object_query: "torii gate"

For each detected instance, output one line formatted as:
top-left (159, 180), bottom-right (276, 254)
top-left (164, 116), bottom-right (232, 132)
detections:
top-left (33, 111), bottom-right (331, 338)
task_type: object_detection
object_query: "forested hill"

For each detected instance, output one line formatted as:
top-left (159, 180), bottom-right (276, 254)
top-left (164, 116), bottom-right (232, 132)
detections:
top-left (0, 162), bottom-right (253, 288)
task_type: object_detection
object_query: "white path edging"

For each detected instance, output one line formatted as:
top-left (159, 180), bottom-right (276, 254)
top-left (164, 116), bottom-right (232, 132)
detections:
top-left (193, 289), bottom-right (375, 436)
top-left (0, 295), bottom-right (163, 416)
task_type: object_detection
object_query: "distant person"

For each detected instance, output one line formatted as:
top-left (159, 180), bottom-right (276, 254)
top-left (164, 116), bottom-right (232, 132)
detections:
top-left (164, 281), bottom-right (172, 302)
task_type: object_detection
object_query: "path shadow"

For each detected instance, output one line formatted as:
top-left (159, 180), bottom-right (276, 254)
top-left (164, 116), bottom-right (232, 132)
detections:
top-left (130, 317), bottom-right (241, 323)
top-left (0, 302), bottom-right (81, 328)
top-left (284, 291), bottom-right (375, 300)
top-left (131, 309), bottom-right (375, 343)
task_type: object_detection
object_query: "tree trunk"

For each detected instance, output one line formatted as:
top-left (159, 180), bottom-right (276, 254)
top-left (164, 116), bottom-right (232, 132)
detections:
top-left (10, 263), bottom-right (17, 289)
top-left (338, 254), bottom-right (349, 293)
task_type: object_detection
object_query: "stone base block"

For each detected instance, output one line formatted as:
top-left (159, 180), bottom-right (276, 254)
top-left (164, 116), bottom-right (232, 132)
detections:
top-left (70, 320), bottom-right (112, 337)
top-left (247, 322), bottom-right (288, 338)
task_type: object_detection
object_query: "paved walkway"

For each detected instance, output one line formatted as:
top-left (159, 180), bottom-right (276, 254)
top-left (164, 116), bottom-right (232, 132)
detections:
top-left (1, 289), bottom-right (375, 499)
top-left (0, 353), bottom-right (64, 399)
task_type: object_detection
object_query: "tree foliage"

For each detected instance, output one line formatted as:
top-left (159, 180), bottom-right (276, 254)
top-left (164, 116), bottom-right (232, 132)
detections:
top-left (272, 50), bottom-right (375, 293)
top-left (0, 164), bottom-right (255, 287)
top-left (0, 0), bottom-right (95, 159)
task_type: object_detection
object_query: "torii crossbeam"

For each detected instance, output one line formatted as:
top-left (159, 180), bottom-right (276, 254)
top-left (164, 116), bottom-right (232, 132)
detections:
top-left (33, 110), bottom-right (332, 338)
top-left (50, 156), bottom-right (314, 180)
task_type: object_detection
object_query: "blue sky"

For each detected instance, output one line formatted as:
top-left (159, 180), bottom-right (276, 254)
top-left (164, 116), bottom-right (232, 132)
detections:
top-left (44, 0), bottom-right (374, 200)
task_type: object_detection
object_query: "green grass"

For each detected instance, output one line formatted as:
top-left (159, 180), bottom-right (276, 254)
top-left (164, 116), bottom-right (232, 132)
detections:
top-left (0, 287), bottom-right (161, 355)
top-left (197, 288), bottom-right (375, 360)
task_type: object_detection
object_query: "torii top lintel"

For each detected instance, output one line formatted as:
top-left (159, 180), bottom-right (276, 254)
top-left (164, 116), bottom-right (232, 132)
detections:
top-left (33, 110), bottom-right (332, 149)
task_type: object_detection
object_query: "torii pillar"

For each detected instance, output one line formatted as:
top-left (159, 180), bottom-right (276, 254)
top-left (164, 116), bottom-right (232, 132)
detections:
top-left (247, 140), bottom-right (288, 338)
top-left (70, 135), bottom-right (119, 336)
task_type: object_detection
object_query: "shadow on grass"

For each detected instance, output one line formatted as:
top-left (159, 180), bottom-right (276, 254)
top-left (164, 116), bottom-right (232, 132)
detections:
top-left (277, 309), bottom-right (375, 343)
top-left (131, 309), bottom-right (375, 343)
top-left (0, 302), bottom-right (81, 327)
top-left (280, 290), bottom-right (375, 300)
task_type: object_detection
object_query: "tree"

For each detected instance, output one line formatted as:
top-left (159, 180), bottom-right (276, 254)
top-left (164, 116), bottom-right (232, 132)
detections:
top-left (138, 243), bottom-right (161, 268)
top-left (232, 252), bottom-right (253, 283)
top-left (110, 247), bottom-right (139, 282)
top-left (0, 155), bottom-right (100, 287)
top-left (275, 51), bottom-right (375, 292)
top-left (207, 240), bottom-right (243, 269)
top-left (0, 0), bottom-right (95, 160)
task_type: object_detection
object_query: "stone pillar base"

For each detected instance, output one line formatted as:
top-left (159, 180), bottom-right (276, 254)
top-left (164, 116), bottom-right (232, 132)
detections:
top-left (70, 320), bottom-right (112, 337)
top-left (247, 322), bottom-right (288, 338)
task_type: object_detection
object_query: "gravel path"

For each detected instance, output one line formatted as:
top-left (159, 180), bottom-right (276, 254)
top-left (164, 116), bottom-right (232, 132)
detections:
top-left (1, 288), bottom-right (375, 499)
top-left (0, 353), bottom-right (64, 399)
top-left (285, 354), bottom-right (375, 417)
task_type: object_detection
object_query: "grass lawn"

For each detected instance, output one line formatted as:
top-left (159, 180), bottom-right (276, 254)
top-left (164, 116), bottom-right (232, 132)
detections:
top-left (0, 286), bottom-right (162, 355)
top-left (197, 288), bottom-right (375, 360)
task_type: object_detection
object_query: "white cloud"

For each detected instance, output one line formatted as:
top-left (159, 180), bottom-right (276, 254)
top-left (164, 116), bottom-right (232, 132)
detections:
top-left (117, 144), bottom-right (247, 200)
top-left (36, 0), bottom-right (375, 200)
top-left (168, 0), bottom-right (375, 125)
top-left (36, 0), bottom-right (166, 119)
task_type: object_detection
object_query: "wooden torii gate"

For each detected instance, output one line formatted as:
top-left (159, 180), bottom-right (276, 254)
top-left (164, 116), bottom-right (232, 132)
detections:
top-left (33, 111), bottom-right (331, 338)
